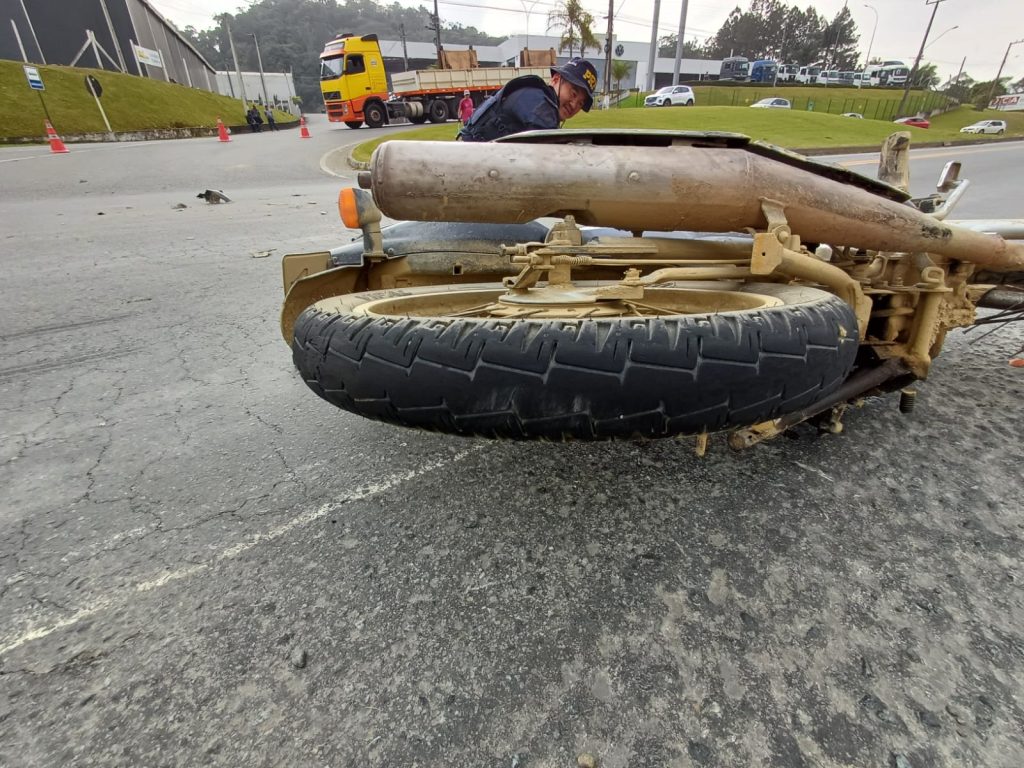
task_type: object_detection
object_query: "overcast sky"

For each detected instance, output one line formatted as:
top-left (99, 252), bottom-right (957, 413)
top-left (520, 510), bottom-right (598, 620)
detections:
top-left (149, 0), bottom-right (1022, 84)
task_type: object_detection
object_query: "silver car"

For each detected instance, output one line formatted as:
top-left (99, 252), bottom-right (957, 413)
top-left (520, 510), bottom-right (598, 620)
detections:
top-left (750, 97), bottom-right (792, 109)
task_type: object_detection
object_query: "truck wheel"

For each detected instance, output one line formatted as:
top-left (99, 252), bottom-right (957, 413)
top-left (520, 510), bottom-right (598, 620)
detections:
top-left (364, 102), bottom-right (386, 129)
top-left (291, 281), bottom-right (859, 440)
top-left (408, 114), bottom-right (428, 125)
top-left (344, 120), bottom-right (363, 129)
top-left (427, 100), bottom-right (448, 123)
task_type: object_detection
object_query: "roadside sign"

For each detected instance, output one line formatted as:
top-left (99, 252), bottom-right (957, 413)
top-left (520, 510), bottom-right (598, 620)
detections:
top-left (23, 65), bottom-right (44, 91)
top-left (133, 44), bottom-right (163, 68)
top-left (85, 75), bottom-right (103, 99)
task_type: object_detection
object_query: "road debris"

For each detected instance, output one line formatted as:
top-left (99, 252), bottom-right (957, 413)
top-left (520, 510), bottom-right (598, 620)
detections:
top-left (197, 189), bottom-right (231, 204)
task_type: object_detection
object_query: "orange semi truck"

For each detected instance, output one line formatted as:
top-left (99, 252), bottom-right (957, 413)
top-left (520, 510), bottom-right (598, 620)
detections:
top-left (318, 33), bottom-right (550, 129)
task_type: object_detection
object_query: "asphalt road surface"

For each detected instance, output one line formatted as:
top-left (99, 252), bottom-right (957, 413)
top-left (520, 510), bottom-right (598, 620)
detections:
top-left (1, 120), bottom-right (1022, 767)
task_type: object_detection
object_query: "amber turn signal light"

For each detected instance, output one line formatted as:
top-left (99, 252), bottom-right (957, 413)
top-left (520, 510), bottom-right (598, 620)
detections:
top-left (338, 187), bottom-right (360, 228)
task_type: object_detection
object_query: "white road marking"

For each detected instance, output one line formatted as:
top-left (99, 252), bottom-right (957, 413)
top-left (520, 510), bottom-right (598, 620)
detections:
top-left (0, 152), bottom-right (56, 163)
top-left (835, 142), bottom-right (1021, 167)
top-left (0, 447), bottom-right (482, 657)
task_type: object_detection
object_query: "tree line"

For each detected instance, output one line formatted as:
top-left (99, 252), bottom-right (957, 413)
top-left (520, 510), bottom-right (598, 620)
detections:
top-left (180, 0), bottom-right (1020, 111)
top-left (180, 0), bottom-right (501, 110)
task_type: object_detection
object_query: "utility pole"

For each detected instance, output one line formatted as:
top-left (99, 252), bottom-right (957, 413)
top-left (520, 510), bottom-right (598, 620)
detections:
top-left (896, 0), bottom-right (947, 117)
top-left (251, 33), bottom-right (269, 106)
top-left (951, 55), bottom-right (965, 90)
top-left (646, 0), bottom-right (660, 91)
top-left (772, 28), bottom-right (787, 87)
top-left (399, 23), bottom-right (409, 71)
top-left (985, 39), bottom-right (1024, 110)
top-left (671, 0), bottom-right (689, 85)
top-left (426, 0), bottom-right (442, 65)
top-left (225, 20), bottom-right (247, 106)
top-left (861, 3), bottom-right (878, 87)
top-left (603, 0), bottom-right (614, 103)
top-left (825, 0), bottom-right (848, 78)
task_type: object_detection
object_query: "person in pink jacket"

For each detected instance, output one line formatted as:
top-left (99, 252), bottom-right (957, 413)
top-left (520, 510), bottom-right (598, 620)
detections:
top-left (458, 90), bottom-right (475, 125)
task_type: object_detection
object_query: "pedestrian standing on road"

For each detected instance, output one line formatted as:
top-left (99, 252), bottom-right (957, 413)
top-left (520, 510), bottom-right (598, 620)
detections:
top-left (246, 106), bottom-right (257, 133)
top-left (264, 106), bottom-right (278, 131)
top-left (458, 90), bottom-right (474, 126)
top-left (458, 57), bottom-right (597, 142)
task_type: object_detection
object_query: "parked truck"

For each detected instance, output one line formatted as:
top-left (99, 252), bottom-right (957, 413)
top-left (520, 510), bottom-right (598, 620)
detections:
top-left (318, 33), bottom-right (551, 129)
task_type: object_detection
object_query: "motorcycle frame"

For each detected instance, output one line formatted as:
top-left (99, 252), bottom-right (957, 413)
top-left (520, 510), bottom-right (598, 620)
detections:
top-left (281, 130), bottom-right (1023, 445)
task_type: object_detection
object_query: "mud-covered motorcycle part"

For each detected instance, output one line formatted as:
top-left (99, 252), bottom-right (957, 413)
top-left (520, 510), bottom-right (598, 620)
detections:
top-left (326, 220), bottom-right (556, 267)
top-left (291, 282), bottom-right (859, 440)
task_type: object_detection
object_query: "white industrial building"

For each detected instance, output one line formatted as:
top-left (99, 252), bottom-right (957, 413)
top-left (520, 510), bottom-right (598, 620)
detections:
top-left (369, 33), bottom-right (721, 91)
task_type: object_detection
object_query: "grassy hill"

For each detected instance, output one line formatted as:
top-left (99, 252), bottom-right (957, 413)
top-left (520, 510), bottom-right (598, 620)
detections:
top-left (0, 59), bottom-right (296, 140)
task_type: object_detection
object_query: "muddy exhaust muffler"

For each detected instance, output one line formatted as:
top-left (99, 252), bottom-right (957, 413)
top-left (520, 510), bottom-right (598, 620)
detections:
top-left (366, 141), bottom-right (1024, 271)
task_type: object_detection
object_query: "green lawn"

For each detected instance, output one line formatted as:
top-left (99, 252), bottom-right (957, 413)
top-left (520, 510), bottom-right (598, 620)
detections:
top-left (0, 59), bottom-right (296, 139)
top-left (349, 103), bottom-right (1024, 163)
top-left (610, 84), bottom-right (949, 117)
top-left (689, 84), bottom-right (948, 119)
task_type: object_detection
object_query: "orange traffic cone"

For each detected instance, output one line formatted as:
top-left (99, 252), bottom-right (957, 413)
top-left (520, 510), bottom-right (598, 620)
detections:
top-left (216, 117), bottom-right (231, 142)
top-left (299, 116), bottom-right (311, 139)
top-left (44, 120), bottom-right (69, 154)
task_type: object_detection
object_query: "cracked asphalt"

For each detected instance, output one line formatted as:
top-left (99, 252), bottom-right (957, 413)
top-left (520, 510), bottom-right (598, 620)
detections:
top-left (1, 121), bottom-right (1022, 767)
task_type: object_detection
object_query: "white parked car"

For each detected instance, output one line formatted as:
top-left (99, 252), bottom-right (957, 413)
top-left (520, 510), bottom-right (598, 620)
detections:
top-left (750, 97), bottom-right (791, 109)
top-left (960, 120), bottom-right (1007, 135)
top-left (644, 85), bottom-right (696, 107)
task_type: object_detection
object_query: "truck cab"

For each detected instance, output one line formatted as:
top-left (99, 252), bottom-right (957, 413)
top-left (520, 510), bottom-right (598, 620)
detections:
top-left (320, 34), bottom-right (388, 127)
top-left (795, 65), bottom-right (822, 84)
top-left (778, 64), bottom-right (799, 82)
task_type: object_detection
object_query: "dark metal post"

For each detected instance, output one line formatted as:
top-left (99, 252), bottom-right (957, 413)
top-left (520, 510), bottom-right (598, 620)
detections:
top-left (985, 39), bottom-right (1023, 110)
top-left (896, 0), bottom-right (946, 116)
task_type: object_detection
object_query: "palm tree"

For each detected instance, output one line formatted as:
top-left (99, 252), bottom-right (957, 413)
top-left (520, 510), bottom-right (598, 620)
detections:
top-left (611, 60), bottom-right (633, 104)
top-left (547, 0), bottom-right (599, 58)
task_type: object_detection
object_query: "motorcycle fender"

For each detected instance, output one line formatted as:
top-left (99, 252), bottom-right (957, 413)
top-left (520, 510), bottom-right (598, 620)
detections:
top-left (282, 251), bottom-right (334, 295)
top-left (281, 262), bottom-right (362, 344)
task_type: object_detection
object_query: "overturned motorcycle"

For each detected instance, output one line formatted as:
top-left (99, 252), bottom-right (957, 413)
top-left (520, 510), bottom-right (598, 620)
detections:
top-left (280, 130), bottom-right (1023, 446)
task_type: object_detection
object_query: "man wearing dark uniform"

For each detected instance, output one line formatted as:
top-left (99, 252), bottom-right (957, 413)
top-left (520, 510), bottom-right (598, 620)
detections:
top-left (458, 57), bottom-right (598, 142)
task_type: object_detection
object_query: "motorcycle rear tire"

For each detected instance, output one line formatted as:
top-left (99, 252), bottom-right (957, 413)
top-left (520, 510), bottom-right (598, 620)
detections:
top-left (291, 282), bottom-right (859, 440)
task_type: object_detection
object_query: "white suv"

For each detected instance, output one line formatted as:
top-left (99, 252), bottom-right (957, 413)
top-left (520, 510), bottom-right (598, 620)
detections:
top-left (960, 120), bottom-right (1007, 135)
top-left (644, 85), bottom-right (695, 107)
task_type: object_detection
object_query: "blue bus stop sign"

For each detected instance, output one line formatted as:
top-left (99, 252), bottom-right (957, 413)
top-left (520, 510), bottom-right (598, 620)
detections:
top-left (24, 65), bottom-right (44, 91)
